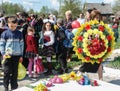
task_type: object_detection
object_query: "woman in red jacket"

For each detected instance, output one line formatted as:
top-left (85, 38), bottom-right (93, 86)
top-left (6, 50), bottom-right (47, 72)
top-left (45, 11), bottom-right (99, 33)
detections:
top-left (25, 26), bottom-right (38, 78)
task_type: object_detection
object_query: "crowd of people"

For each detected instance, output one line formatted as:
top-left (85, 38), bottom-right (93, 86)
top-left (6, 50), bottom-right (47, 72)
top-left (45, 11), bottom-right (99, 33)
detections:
top-left (0, 8), bottom-right (119, 91)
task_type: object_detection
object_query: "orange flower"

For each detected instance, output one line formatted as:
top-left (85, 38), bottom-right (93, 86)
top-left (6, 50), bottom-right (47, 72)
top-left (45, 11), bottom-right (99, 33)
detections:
top-left (106, 35), bottom-right (112, 41)
top-left (98, 25), bottom-right (104, 32)
top-left (85, 24), bottom-right (91, 30)
top-left (77, 36), bottom-right (83, 41)
top-left (44, 89), bottom-right (48, 91)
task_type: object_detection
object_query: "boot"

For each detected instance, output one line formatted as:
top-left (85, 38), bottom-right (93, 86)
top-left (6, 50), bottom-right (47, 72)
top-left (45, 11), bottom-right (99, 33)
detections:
top-left (44, 62), bottom-right (53, 76)
top-left (58, 68), bottom-right (64, 74)
top-left (44, 70), bottom-right (53, 76)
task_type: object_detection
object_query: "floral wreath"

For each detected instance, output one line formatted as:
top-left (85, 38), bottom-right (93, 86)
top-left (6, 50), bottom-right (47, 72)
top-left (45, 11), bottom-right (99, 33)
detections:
top-left (72, 20), bottom-right (115, 64)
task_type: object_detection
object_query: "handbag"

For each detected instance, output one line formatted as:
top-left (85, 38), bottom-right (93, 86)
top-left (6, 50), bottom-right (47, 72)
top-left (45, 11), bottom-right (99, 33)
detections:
top-left (18, 62), bottom-right (27, 80)
top-left (34, 57), bottom-right (44, 74)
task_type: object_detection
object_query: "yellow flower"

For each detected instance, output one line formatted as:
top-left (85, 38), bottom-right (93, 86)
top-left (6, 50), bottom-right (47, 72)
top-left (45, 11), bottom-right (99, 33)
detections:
top-left (70, 71), bottom-right (77, 80)
top-left (78, 55), bottom-right (83, 59)
top-left (94, 19), bottom-right (99, 24)
top-left (5, 55), bottom-right (11, 58)
top-left (59, 74), bottom-right (70, 82)
top-left (34, 83), bottom-right (47, 91)
top-left (100, 21), bottom-right (104, 26)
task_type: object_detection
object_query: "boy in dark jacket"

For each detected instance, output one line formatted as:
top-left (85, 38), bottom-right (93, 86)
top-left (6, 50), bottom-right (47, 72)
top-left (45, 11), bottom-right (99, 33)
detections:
top-left (55, 18), bottom-right (68, 74)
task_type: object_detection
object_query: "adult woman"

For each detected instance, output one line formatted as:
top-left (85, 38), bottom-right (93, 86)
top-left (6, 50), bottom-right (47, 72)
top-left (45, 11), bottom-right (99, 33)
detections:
top-left (79, 9), bottom-right (103, 80)
top-left (63, 10), bottom-right (74, 62)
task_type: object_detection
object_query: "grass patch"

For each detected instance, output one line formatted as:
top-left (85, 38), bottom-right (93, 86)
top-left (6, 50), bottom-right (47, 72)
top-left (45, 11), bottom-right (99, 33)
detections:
top-left (114, 26), bottom-right (120, 49)
top-left (67, 55), bottom-right (82, 68)
top-left (42, 55), bottom-right (82, 70)
top-left (114, 37), bottom-right (120, 49)
top-left (106, 56), bottom-right (120, 69)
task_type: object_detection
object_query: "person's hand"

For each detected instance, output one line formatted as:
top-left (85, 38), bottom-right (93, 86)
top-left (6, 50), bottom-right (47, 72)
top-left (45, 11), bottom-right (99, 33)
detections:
top-left (57, 37), bottom-right (59, 41)
top-left (36, 54), bottom-right (39, 57)
top-left (3, 55), bottom-right (6, 60)
top-left (19, 57), bottom-right (23, 63)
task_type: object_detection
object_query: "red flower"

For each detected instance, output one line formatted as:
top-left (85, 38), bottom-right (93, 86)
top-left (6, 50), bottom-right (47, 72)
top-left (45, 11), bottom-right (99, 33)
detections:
top-left (100, 40), bottom-right (105, 45)
top-left (85, 24), bottom-right (91, 30)
top-left (78, 48), bottom-right (83, 53)
top-left (92, 38), bottom-right (99, 47)
top-left (98, 25), bottom-right (104, 32)
top-left (77, 36), bottom-right (83, 41)
top-left (85, 56), bottom-right (90, 61)
top-left (107, 47), bottom-right (111, 52)
top-left (106, 35), bottom-right (112, 41)
top-left (98, 58), bottom-right (103, 63)
top-left (44, 89), bottom-right (48, 91)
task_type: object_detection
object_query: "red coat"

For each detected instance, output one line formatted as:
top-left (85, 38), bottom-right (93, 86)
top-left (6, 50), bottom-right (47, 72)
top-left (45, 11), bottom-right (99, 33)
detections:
top-left (26, 35), bottom-right (38, 54)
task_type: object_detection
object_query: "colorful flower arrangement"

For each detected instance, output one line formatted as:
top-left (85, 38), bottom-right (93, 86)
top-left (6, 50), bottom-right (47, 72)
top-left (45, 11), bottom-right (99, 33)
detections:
top-left (72, 20), bottom-right (115, 64)
top-left (33, 71), bottom-right (99, 91)
top-left (47, 71), bottom-right (99, 86)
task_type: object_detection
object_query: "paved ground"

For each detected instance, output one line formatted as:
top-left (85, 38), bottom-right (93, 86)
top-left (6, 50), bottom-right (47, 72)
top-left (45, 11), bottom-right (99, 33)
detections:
top-left (0, 66), bottom-right (120, 91)
top-left (0, 49), bottom-right (120, 91)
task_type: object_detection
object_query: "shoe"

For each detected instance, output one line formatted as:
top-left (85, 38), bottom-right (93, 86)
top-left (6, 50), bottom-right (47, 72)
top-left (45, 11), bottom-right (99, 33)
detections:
top-left (11, 88), bottom-right (17, 91)
top-left (11, 85), bottom-right (18, 91)
top-left (58, 70), bottom-right (63, 74)
top-left (33, 74), bottom-right (39, 78)
top-left (44, 70), bottom-right (53, 76)
top-left (28, 75), bottom-right (33, 78)
top-left (63, 68), bottom-right (68, 73)
top-left (4, 88), bottom-right (8, 91)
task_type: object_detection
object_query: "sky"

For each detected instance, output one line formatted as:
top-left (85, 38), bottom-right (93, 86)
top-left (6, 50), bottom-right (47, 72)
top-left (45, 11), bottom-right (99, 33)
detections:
top-left (0, 0), bottom-right (116, 12)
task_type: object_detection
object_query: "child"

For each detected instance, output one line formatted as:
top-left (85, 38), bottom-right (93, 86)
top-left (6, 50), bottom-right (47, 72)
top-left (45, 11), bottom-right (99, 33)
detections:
top-left (0, 16), bottom-right (24, 91)
top-left (55, 18), bottom-right (68, 74)
top-left (42, 20), bottom-right (55, 75)
top-left (25, 26), bottom-right (38, 78)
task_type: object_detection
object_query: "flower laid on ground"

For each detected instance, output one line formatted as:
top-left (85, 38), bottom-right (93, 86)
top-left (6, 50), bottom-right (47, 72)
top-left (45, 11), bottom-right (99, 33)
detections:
top-left (34, 83), bottom-right (48, 91)
top-left (72, 20), bottom-right (115, 64)
top-left (69, 71), bottom-right (77, 80)
top-left (58, 74), bottom-right (70, 82)
top-left (45, 71), bottom-right (99, 86)
top-left (32, 71), bottom-right (99, 90)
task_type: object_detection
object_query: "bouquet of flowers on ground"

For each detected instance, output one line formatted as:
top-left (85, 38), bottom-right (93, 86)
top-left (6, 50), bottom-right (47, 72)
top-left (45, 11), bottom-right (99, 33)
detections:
top-left (1, 48), bottom-right (12, 64)
top-left (72, 20), bottom-right (115, 64)
top-left (34, 83), bottom-right (48, 91)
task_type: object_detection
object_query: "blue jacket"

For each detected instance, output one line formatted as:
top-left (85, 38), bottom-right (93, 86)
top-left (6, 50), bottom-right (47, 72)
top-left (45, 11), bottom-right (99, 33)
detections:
top-left (63, 29), bottom-right (74, 48)
top-left (0, 29), bottom-right (24, 56)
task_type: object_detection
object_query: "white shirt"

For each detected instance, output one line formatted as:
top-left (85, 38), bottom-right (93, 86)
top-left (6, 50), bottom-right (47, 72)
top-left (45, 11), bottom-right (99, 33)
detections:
top-left (44, 30), bottom-right (55, 46)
